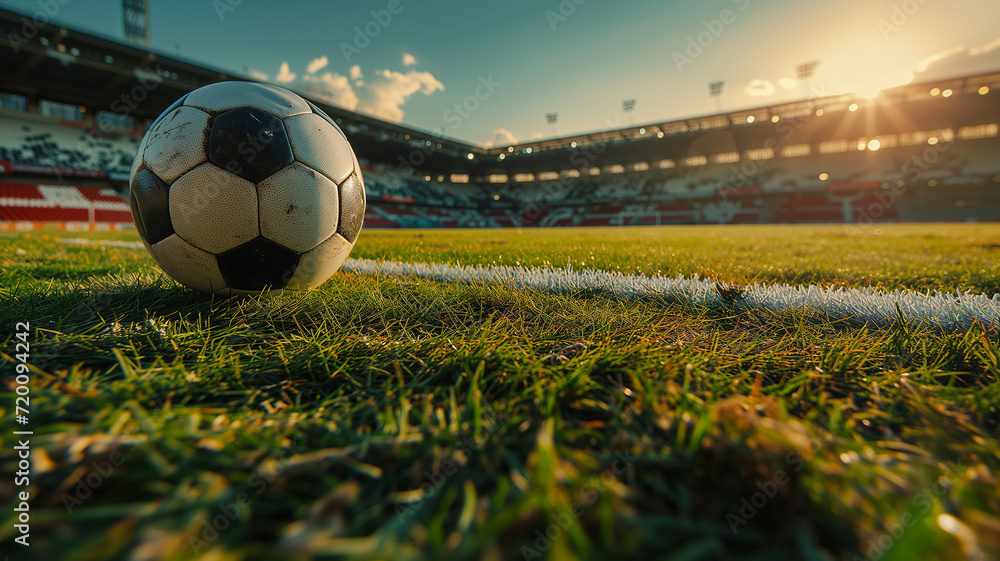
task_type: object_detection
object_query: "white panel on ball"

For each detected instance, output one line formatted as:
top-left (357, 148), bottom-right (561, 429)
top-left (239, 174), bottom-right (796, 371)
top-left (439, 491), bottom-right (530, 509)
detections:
top-left (183, 81), bottom-right (311, 118)
top-left (149, 234), bottom-right (229, 294)
top-left (284, 113), bottom-right (356, 184)
top-left (285, 233), bottom-right (353, 290)
top-left (142, 106), bottom-right (212, 184)
top-left (168, 163), bottom-right (259, 254)
top-left (257, 162), bottom-right (339, 253)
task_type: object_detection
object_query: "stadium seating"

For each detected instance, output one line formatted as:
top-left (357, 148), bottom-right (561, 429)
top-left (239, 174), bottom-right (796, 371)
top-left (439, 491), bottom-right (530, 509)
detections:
top-left (0, 181), bottom-right (133, 229)
top-left (0, 113), bottom-right (141, 180)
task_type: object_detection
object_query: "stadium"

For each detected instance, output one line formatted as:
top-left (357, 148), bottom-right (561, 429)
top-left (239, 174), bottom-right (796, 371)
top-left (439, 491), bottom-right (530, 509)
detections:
top-left (2, 1), bottom-right (1000, 560)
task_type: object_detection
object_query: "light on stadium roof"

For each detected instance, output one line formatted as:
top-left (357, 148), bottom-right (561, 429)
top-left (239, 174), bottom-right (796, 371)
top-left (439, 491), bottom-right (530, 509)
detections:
top-left (771, 115), bottom-right (780, 123)
top-left (819, 173), bottom-right (829, 180)
top-left (493, 195), bottom-right (500, 200)
top-left (746, 116), bottom-right (755, 123)
top-left (942, 89), bottom-right (953, 98)
top-left (525, 147), bottom-right (533, 154)
top-left (928, 137), bottom-right (939, 145)
top-left (639, 128), bottom-right (646, 135)
top-left (848, 103), bottom-right (859, 112)
top-left (467, 153), bottom-right (474, 160)
top-left (930, 88), bottom-right (941, 96)
top-left (657, 132), bottom-right (664, 138)
top-left (508, 146), bottom-right (514, 153)
top-left (424, 175), bottom-right (431, 181)
top-left (570, 141), bottom-right (578, 148)
top-left (980, 86), bottom-right (990, 95)
top-left (867, 139), bottom-right (881, 151)
top-left (498, 153), bottom-right (505, 160)
top-left (815, 109), bottom-right (824, 117)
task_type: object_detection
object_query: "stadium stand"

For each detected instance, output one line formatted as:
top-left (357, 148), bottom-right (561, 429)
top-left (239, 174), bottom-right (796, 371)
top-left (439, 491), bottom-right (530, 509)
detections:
top-left (1, 1), bottom-right (998, 230)
top-left (0, 181), bottom-right (133, 230)
top-left (0, 112), bottom-right (141, 180)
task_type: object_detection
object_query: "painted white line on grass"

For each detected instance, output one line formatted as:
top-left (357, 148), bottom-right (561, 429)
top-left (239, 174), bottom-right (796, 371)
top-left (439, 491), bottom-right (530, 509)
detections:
top-left (56, 238), bottom-right (1000, 330)
top-left (59, 237), bottom-right (146, 249)
top-left (341, 258), bottom-right (1000, 331)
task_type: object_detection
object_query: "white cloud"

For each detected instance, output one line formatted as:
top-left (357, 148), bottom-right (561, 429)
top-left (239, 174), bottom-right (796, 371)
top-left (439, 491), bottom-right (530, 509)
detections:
top-left (482, 128), bottom-right (518, 148)
top-left (529, 132), bottom-right (544, 140)
top-left (275, 62), bottom-right (296, 83)
top-left (970, 36), bottom-right (1000, 56)
top-left (744, 79), bottom-right (776, 96)
top-left (355, 69), bottom-right (445, 122)
top-left (778, 77), bottom-right (798, 89)
top-left (349, 64), bottom-right (363, 80)
top-left (247, 69), bottom-right (268, 82)
top-left (302, 72), bottom-right (359, 110)
top-left (915, 45), bottom-right (966, 72)
top-left (912, 39), bottom-right (1000, 80)
top-left (306, 55), bottom-right (329, 74)
top-left (402, 53), bottom-right (417, 66)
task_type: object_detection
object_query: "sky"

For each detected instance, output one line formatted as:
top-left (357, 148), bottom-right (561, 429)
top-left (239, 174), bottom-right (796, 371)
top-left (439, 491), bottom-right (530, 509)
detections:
top-left (4, 0), bottom-right (1000, 146)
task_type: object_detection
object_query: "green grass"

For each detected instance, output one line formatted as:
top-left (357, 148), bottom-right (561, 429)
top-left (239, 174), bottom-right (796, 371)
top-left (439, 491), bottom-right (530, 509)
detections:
top-left (1, 224), bottom-right (999, 561)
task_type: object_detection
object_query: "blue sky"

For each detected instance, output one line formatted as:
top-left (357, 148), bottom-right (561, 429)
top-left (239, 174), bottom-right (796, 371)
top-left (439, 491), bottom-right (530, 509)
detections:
top-left (4, 0), bottom-right (1000, 146)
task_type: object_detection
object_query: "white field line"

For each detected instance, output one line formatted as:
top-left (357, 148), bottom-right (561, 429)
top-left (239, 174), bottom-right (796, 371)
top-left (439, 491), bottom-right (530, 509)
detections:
top-left (342, 258), bottom-right (1000, 331)
top-left (56, 238), bottom-right (1000, 330)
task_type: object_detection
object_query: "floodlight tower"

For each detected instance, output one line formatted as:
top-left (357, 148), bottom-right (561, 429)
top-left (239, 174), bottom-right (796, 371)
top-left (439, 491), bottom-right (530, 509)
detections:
top-left (796, 61), bottom-right (819, 99)
top-left (123, 0), bottom-right (151, 46)
top-left (622, 98), bottom-right (636, 127)
top-left (546, 112), bottom-right (559, 136)
top-left (709, 81), bottom-right (725, 113)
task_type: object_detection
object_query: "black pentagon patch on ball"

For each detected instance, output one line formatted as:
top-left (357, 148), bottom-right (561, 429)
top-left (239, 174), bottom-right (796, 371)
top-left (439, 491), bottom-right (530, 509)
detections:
top-left (217, 236), bottom-right (300, 291)
top-left (130, 167), bottom-right (174, 244)
top-left (338, 173), bottom-right (365, 243)
top-left (208, 107), bottom-right (293, 183)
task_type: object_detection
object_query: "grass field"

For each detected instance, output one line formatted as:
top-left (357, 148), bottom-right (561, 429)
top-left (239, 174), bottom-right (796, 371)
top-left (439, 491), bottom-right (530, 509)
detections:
top-left (2, 223), bottom-right (1000, 561)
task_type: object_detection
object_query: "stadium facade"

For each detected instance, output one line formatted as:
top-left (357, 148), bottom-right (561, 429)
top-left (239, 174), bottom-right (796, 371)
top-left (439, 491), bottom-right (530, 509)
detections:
top-left (1, 5), bottom-right (999, 230)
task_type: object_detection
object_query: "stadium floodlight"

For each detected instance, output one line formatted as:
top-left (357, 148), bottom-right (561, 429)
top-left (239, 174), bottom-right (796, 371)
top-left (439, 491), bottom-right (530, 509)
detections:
top-left (796, 61), bottom-right (819, 99)
top-left (123, 0), bottom-right (151, 46)
top-left (621, 99), bottom-right (636, 127)
top-left (546, 112), bottom-right (559, 136)
top-left (709, 81), bottom-right (724, 113)
top-left (796, 61), bottom-right (819, 80)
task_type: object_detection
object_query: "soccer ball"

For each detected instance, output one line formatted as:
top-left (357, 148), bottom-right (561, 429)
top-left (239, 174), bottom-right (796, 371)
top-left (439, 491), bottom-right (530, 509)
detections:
top-left (128, 81), bottom-right (365, 295)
